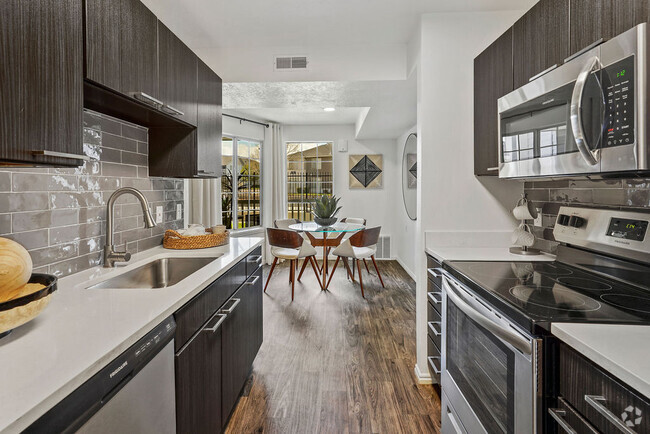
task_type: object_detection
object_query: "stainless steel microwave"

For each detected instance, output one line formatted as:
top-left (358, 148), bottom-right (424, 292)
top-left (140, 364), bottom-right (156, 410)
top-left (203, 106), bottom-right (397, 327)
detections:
top-left (498, 23), bottom-right (648, 179)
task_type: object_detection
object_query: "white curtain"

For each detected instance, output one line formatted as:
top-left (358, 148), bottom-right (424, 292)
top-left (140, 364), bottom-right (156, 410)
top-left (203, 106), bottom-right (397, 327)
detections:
top-left (189, 178), bottom-right (221, 227)
top-left (267, 123), bottom-right (287, 263)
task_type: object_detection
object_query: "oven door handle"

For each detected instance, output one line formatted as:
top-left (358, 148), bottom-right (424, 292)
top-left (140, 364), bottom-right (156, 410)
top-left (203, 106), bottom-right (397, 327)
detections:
top-left (570, 55), bottom-right (601, 166)
top-left (446, 283), bottom-right (532, 355)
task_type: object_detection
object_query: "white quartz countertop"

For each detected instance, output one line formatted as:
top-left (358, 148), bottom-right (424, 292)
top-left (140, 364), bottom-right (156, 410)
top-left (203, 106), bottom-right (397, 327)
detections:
top-left (552, 323), bottom-right (650, 399)
top-left (0, 236), bottom-right (263, 433)
top-left (424, 230), bottom-right (555, 263)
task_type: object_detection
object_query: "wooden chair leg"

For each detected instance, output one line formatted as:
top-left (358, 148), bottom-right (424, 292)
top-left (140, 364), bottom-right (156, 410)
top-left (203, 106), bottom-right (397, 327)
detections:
top-left (363, 258), bottom-right (370, 273)
top-left (290, 260), bottom-right (295, 301)
top-left (309, 257), bottom-right (324, 290)
top-left (326, 256), bottom-right (340, 289)
top-left (371, 255), bottom-right (385, 288)
top-left (297, 258), bottom-right (309, 281)
top-left (356, 259), bottom-right (365, 298)
top-left (264, 257), bottom-right (278, 293)
top-left (343, 258), bottom-right (354, 281)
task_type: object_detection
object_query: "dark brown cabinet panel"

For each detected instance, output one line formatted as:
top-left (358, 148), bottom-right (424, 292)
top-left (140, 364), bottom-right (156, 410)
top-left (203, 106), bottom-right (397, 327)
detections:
top-left (120, 0), bottom-right (158, 100)
top-left (196, 59), bottom-right (223, 178)
top-left (570, 0), bottom-right (648, 56)
top-left (474, 30), bottom-right (513, 176)
top-left (221, 266), bottom-right (263, 426)
top-left (175, 313), bottom-right (223, 433)
top-left (84, 0), bottom-right (121, 90)
top-left (158, 22), bottom-right (198, 125)
top-left (0, 0), bottom-right (83, 167)
top-left (513, 0), bottom-right (570, 89)
top-left (559, 343), bottom-right (650, 433)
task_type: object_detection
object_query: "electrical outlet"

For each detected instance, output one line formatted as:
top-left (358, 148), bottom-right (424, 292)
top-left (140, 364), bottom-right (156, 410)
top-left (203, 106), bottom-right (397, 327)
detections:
top-left (176, 204), bottom-right (182, 220)
top-left (156, 206), bottom-right (163, 224)
top-left (534, 208), bottom-right (543, 227)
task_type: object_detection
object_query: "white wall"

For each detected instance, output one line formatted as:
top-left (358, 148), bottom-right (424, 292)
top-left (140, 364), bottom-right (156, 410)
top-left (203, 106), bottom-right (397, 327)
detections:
top-left (394, 125), bottom-right (418, 277)
top-left (413, 10), bottom-right (526, 380)
top-left (283, 124), bottom-right (398, 249)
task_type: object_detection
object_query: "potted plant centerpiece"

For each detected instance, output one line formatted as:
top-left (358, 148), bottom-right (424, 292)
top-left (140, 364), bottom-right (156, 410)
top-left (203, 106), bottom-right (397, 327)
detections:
top-left (311, 195), bottom-right (341, 227)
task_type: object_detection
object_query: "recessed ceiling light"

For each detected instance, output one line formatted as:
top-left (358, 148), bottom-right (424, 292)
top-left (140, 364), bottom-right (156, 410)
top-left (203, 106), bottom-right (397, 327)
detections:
top-left (323, 107), bottom-right (336, 112)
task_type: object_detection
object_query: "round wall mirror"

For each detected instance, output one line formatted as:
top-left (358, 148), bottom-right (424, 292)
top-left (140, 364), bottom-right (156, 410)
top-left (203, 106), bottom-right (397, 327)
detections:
top-left (401, 133), bottom-right (417, 220)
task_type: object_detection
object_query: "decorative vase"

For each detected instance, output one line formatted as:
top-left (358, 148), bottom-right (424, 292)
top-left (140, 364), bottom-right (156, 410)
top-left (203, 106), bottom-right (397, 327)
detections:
top-left (314, 217), bottom-right (337, 226)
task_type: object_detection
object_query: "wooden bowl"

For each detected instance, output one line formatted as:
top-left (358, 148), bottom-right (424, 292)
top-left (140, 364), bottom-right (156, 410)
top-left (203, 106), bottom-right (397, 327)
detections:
top-left (0, 274), bottom-right (57, 339)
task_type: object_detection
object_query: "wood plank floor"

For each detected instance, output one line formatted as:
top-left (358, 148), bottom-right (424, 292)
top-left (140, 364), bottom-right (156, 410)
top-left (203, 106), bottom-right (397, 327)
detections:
top-left (225, 260), bottom-right (441, 433)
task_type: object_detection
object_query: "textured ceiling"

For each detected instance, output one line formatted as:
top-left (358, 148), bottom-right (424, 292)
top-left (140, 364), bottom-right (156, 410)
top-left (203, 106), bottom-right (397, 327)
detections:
top-left (224, 77), bottom-right (416, 139)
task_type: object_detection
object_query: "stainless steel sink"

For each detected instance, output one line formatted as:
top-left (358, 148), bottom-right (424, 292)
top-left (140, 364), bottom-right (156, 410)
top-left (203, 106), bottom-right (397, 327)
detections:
top-left (87, 256), bottom-right (221, 289)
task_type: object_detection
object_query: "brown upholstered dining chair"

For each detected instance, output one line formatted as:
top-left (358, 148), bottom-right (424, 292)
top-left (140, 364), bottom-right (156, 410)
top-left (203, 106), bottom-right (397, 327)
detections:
top-left (265, 228), bottom-right (322, 300)
top-left (327, 226), bottom-right (385, 298)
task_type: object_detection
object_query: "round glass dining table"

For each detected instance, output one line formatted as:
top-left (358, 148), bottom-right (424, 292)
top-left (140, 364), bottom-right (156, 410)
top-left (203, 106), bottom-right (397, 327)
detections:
top-left (288, 221), bottom-right (364, 289)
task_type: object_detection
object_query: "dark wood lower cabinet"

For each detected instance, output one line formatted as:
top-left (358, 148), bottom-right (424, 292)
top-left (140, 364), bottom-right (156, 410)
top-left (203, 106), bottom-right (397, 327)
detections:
top-left (557, 343), bottom-right (650, 433)
top-left (221, 266), bottom-right (263, 426)
top-left (175, 312), bottom-right (223, 433)
top-left (174, 249), bottom-right (263, 433)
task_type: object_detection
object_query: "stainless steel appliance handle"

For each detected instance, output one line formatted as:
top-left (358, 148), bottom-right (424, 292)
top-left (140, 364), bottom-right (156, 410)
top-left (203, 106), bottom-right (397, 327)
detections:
top-left (548, 408), bottom-right (578, 434)
top-left (244, 275), bottom-right (260, 286)
top-left (202, 313), bottom-right (227, 333)
top-left (31, 150), bottom-right (91, 161)
top-left (585, 395), bottom-right (637, 433)
top-left (427, 292), bottom-right (442, 305)
top-left (570, 56), bottom-right (601, 166)
top-left (161, 104), bottom-right (185, 116)
top-left (445, 280), bottom-right (532, 355)
top-left (428, 321), bottom-right (442, 336)
top-left (222, 298), bottom-right (241, 314)
top-left (446, 408), bottom-right (464, 434)
top-left (132, 91), bottom-right (163, 108)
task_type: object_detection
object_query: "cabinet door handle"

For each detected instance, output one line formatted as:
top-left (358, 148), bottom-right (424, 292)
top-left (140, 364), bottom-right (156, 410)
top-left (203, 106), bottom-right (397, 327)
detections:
top-left (161, 104), bottom-right (185, 116)
top-left (427, 268), bottom-right (443, 279)
top-left (427, 356), bottom-right (441, 374)
top-left (202, 313), bottom-right (227, 333)
top-left (244, 275), bottom-right (260, 286)
top-left (31, 150), bottom-right (91, 161)
top-left (131, 91), bottom-right (163, 108)
top-left (548, 408), bottom-right (578, 434)
top-left (197, 170), bottom-right (216, 174)
top-left (446, 408), bottom-right (464, 434)
top-left (222, 298), bottom-right (241, 314)
top-left (428, 292), bottom-right (442, 304)
top-left (585, 395), bottom-right (637, 434)
top-left (249, 255), bottom-right (263, 264)
top-left (487, 166), bottom-right (499, 172)
top-left (428, 321), bottom-right (442, 336)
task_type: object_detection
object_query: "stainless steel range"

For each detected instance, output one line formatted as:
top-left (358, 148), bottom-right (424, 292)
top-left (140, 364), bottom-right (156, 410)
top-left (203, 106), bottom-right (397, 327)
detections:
top-left (438, 206), bottom-right (650, 434)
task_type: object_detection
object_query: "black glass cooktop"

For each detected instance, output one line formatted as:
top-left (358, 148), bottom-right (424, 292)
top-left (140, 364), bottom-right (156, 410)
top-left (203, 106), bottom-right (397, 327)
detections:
top-left (444, 261), bottom-right (650, 333)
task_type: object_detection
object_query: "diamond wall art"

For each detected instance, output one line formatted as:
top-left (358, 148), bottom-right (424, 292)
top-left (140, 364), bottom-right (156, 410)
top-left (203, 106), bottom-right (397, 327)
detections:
top-left (407, 153), bottom-right (417, 189)
top-left (349, 154), bottom-right (383, 189)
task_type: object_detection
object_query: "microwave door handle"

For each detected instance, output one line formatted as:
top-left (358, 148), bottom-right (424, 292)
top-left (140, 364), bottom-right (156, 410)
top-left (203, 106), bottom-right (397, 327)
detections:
top-left (570, 55), bottom-right (601, 166)
top-left (446, 282), bottom-right (532, 355)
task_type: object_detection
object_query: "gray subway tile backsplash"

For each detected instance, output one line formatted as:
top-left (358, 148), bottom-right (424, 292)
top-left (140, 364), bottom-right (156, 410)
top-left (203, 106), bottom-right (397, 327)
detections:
top-left (0, 110), bottom-right (184, 277)
top-left (524, 177), bottom-right (650, 253)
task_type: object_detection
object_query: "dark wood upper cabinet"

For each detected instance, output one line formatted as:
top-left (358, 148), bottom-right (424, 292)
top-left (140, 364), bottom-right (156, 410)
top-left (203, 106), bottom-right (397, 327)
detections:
top-left (84, 0), bottom-right (121, 90)
top-left (0, 0), bottom-right (83, 167)
top-left (569, 0), bottom-right (648, 56)
top-left (119, 0), bottom-right (158, 101)
top-left (196, 59), bottom-right (223, 178)
top-left (474, 29), bottom-right (513, 176)
top-left (158, 22), bottom-right (198, 125)
top-left (513, 0), bottom-right (570, 89)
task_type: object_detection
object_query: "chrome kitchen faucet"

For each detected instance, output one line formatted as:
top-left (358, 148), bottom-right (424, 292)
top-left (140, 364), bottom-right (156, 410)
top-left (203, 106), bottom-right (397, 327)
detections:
top-left (104, 187), bottom-right (156, 267)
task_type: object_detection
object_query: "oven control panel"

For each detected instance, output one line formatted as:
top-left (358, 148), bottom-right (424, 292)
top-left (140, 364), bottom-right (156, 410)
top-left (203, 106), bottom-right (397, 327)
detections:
top-left (602, 56), bottom-right (635, 148)
top-left (554, 206), bottom-right (650, 262)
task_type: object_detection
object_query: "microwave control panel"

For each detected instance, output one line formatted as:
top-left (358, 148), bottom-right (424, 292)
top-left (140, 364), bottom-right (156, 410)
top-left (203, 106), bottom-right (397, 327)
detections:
top-left (603, 56), bottom-right (635, 148)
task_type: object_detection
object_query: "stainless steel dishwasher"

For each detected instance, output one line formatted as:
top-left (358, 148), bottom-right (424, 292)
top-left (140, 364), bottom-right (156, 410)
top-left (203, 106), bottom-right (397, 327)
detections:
top-left (26, 316), bottom-right (177, 434)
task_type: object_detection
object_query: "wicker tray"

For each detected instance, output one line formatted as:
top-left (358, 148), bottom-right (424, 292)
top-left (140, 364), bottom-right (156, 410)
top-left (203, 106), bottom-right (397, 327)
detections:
top-left (163, 228), bottom-right (229, 250)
